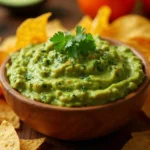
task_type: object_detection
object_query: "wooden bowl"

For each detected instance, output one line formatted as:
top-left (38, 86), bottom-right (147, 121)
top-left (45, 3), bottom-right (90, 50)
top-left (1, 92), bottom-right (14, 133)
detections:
top-left (1, 38), bottom-right (150, 140)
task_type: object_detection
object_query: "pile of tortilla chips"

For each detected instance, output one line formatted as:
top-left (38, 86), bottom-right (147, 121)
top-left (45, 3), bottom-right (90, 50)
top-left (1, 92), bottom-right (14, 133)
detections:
top-left (122, 131), bottom-right (150, 150)
top-left (0, 120), bottom-right (45, 150)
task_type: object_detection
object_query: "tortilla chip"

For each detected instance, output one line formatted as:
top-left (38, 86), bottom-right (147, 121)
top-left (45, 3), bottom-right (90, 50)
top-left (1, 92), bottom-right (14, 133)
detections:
top-left (122, 136), bottom-right (150, 150)
top-left (0, 36), bottom-right (16, 65)
top-left (47, 19), bottom-right (66, 38)
top-left (91, 6), bottom-right (111, 35)
top-left (0, 50), bottom-right (10, 65)
top-left (102, 15), bottom-right (150, 41)
top-left (0, 36), bottom-right (16, 53)
top-left (0, 99), bottom-right (20, 129)
top-left (20, 138), bottom-right (46, 150)
top-left (77, 15), bottom-right (92, 33)
top-left (124, 39), bottom-right (150, 59)
top-left (16, 13), bottom-right (51, 50)
top-left (0, 120), bottom-right (20, 150)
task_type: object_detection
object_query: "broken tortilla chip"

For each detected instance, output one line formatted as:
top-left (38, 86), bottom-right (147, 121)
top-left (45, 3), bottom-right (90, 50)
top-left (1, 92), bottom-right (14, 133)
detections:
top-left (0, 99), bottom-right (20, 129)
top-left (91, 6), bottom-right (111, 35)
top-left (0, 120), bottom-right (45, 150)
top-left (20, 138), bottom-right (46, 150)
top-left (0, 120), bottom-right (20, 150)
top-left (16, 13), bottom-right (51, 50)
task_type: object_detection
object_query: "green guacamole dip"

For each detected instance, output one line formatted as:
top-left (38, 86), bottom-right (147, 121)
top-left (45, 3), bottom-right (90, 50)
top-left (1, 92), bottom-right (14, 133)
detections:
top-left (6, 37), bottom-right (145, 107)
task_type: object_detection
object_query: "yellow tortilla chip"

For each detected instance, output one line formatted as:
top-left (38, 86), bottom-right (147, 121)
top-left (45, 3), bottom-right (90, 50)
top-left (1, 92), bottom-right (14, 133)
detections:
top-left (124, 39), bottom-right (150, 59)
top-left (0, 99), bottom-right (20, 129)
top-left (0, 50), bottom-right (10, 65)
top-left (0, 120), bottom-right (20, 150)
top-left (20, 138), bottom-right (46, 150)
top-left (0, 36), bottom-right (16, 53)
top-left (91, 6), bottom-right (111, 35)
top-left (102, 15), bottom-right (150, 41)
top-left (77, 15), bottom-right (92, 33)
top-left (47, 19), bottom-right (66, 37)
top-left (0, 36), bottom-right (16, 65)
top-left (122, 136), bottom-right (150, 150)
top-left (16, 13), bottom-right (51, 50)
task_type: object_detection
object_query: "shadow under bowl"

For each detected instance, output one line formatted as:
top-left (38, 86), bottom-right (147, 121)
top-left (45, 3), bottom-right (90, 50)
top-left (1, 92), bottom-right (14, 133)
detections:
top-left (0, 38), bottom-right (150, 140)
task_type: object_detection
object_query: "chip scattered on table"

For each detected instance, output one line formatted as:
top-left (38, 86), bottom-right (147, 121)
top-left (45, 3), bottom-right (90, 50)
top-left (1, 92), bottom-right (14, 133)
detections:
top-left (0, 120), bottom-right (20, 150)
top-left (0, 99), bottom-right (20, 129)
top-left (0, 120), bottom-right (46, 150)
top-left (20, 138), bottom-right (46, 150)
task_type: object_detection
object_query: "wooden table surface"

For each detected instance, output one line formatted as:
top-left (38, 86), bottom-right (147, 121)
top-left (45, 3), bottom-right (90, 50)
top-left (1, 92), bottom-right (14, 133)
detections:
top-left (0, 0), bottom-right (150, 150)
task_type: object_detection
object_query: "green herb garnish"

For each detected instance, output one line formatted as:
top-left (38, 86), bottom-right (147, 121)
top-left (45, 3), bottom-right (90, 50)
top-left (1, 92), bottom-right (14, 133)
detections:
top-left (50, 26), bottom-right (96, 58)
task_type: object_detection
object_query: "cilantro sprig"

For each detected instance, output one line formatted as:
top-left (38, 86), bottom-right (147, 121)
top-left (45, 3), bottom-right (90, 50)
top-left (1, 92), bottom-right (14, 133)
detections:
top-left (50, 26), bottom-right (96, 58)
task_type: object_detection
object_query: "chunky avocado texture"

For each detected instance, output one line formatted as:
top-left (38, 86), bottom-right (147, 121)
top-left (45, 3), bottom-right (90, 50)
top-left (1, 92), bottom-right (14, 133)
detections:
top-left (6, 37), bottom-right (145, 107)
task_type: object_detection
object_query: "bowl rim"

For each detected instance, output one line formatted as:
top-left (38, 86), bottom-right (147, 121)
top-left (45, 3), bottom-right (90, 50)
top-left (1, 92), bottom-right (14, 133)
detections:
top-left (1, 37), bottom-right (150, 112)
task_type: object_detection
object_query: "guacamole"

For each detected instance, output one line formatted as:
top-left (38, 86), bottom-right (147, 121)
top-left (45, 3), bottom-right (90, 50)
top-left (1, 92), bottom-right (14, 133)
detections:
top-left (6, 36), bottom-right (145, 107)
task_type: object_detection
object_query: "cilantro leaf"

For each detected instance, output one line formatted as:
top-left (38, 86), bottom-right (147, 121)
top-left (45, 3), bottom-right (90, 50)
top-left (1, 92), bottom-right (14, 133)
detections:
top-left (75, 26), bottom-right (86, 42)
top-left (50, 32), bottom-right (66, 51)
top-left (50, 26), bottom-right (96, 58)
